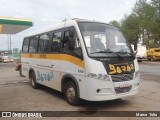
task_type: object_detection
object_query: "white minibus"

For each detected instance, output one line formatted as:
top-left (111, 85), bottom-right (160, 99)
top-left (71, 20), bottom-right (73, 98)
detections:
top-left (21, 19), bottom-right (140, 105)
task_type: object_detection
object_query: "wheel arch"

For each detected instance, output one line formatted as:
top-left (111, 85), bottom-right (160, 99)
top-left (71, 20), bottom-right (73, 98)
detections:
top-left (61, 74), bottom-right (80, 98)
top-left (29, 68), bottom-right (35, 79)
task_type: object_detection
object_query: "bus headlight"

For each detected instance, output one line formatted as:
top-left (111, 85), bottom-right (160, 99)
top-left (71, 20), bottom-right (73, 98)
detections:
top-left (87, 73), bottom-right (97, 78)
top-left (87, 73), bottom-right (110, 81)
top-left (135, 70), bottom-right (140, 78)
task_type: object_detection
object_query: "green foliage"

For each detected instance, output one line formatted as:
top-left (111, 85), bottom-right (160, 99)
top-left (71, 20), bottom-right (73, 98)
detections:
top-left (109, 20), bottom-right (121, 29)
top-left (110, 0), bottom-right (160, 49)
top-left (121, 14), bottom-right (140, 50)
top-left (151, 0), bottom-right (160, 16)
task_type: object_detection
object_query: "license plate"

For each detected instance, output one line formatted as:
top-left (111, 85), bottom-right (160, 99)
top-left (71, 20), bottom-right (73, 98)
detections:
top-left (118, 82), bottom-right (131, 88)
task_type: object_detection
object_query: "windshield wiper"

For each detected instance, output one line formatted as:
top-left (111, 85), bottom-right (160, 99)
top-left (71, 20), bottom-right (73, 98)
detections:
top-left (116, 51), bottom-right (135, 58)
top-left (116, 51), bottom-right (132, 55)
top-left (91, 49), bottom-right (123, 58)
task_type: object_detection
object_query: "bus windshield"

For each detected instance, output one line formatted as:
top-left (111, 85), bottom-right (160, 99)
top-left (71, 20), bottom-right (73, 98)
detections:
top-left (78, 22), bottom-right (133, 57)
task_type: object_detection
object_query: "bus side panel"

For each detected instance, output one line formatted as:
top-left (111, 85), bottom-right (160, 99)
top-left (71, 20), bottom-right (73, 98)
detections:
top-left (21, 58), bottom-right (30, 77)
top-left (21, 54), bottom-right (86, 97)
top-left (60, 60), bottom-right (86, 98)
top-left (21, 57), bottom-right (62, 91)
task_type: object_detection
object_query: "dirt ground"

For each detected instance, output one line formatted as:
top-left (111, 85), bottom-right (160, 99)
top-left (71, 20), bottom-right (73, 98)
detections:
top-left (0, 62), bottom-right (160, 120)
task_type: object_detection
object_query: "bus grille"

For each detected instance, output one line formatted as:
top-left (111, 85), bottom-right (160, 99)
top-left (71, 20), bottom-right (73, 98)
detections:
top-left (111, 73), bottom-right (133, 82)
top-left (115, 86), bottom-right (132, 94)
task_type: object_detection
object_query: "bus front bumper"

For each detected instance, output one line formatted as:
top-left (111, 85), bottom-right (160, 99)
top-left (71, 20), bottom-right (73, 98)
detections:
top-left (81, 77), bottom-right (140, 101)
top-left (85, 87), bottom-right (139, 101)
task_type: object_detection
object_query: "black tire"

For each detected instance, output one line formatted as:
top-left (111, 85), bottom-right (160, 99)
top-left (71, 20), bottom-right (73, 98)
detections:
top-left (19, 68), bottom-right (25, 77)
top-left (30, 72), bottom-right (40, 89)
top-left (64, 81), bottom-right (80, 106)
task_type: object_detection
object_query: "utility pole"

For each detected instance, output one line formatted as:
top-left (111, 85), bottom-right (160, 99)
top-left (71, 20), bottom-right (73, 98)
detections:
top-left (8, 34), bottom-right (12, 52)
top-left (9, 34), bottom-right (11, 51)
top-left (8, 35), bottom-right (9, 51)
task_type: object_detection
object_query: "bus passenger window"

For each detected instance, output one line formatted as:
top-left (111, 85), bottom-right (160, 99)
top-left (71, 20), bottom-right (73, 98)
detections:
top-left (73, 33), bottom-right (82, 57)
top-left (22, 38), bottom-right (30, 53)
top-left (38, 33), bottom-right (50, 53)
top-left (51, 32), bottom-right (62, 53)
top-left (63, 29), bottom-right (82, 57)
top-left (29, 36), bottom-right (39, 53)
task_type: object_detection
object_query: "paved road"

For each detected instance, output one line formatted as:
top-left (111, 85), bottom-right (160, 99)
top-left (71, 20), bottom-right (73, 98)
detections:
top-left (0, 62), bottom-right (160, 120)
top-left (139, 62), bottom-right (160, 75)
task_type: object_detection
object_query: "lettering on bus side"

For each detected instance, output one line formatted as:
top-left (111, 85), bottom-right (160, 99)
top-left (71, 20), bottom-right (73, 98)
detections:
top-left (29, 54), bottom-right (33, 58)
top-left (40, 54), bottom-right (46, 59)
top-left (108, 63), bottom-right (135, 75)
top-left (37, 71), bottom-right (54, 81)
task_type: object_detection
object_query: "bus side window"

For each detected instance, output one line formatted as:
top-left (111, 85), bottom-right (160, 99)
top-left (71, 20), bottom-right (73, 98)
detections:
top-left (63, 30), bottom-right (70, 53)
top-left (63, 29), bottom-right (82, 58)
top-left (73, 32), bottom-right (82, 57)
top-left (38, 33), bottom-right (50, 53)
top-left (51, 32), bottom-right (62, 53)
top-left (29, 36), bottom-right (39, 53)
top-left (22, 38), bottom-right (30, 53)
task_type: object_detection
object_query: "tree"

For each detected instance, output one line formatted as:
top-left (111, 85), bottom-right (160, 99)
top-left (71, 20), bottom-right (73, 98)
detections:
top-left (109, 0), bottom-right (160, 49)
top-left (132, 0), bottom-right (156, 48)
top-left (109, 20), bottom-right (121, 29)
top-left (121, 14), bottom-right (140, 50)
top-left (151, 0), bottom-right (160, 16)
top-left (150, 0), bottom-right (160, 47)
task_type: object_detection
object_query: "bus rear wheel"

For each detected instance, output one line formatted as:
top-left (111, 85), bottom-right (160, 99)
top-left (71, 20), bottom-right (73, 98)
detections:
top-left (64, 81), bottom-right (80, 106)
top-left (30, 72), bottom-right (39, 89)
top-left (19, 68), bottom-right (25, 77)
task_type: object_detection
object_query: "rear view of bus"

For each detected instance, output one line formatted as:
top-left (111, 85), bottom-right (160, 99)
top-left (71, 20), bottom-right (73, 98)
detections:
top-left (21, 19), bottom-right (140, 105)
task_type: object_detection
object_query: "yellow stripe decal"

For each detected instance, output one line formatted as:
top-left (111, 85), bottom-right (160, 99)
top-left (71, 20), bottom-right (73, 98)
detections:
top-left (21, 54), bottom-right (85, 68)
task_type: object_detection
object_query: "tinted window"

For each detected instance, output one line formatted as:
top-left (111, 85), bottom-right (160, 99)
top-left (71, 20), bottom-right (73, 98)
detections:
top-left (63, 30), bottom-right (70, 53)
top-left (74, 33), bottom-right (82, 56)
top-left (63, 31), bottom-right (70, 51)
top-left (29, 36), bottom-right (39, 53)
top-left (22, 38), bottom-right (30, 53)
top-left (38, 33), bottom-right (50, 53)
top-left (63, 29), bottom-right (82, 57)
top-left (51, 32), bottom-right (62, 52)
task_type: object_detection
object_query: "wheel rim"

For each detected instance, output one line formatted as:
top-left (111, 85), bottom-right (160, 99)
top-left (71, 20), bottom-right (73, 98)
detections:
top-left (66, 86), bottom-right (75, 102)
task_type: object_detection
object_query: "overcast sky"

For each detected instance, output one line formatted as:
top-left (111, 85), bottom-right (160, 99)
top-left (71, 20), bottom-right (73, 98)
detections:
top-left (0, 0), bottom-right (137, 51)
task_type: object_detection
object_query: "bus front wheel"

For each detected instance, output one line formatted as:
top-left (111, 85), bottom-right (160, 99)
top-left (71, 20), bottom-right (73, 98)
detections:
top-left (64, 81), bottom-right (80, 106)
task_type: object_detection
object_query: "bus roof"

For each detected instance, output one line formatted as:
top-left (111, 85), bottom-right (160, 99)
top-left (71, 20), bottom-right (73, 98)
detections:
top-left (24, 19), bottom-right (109, 38)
